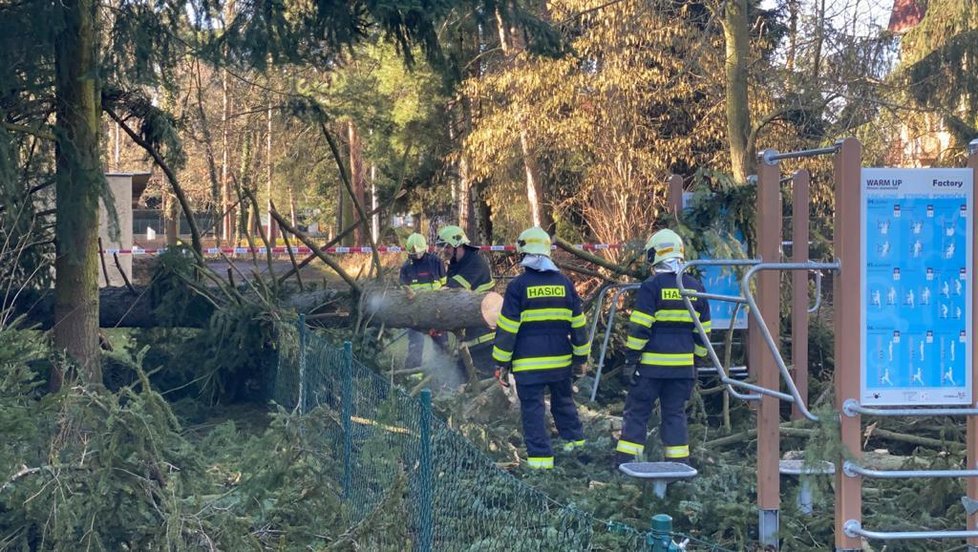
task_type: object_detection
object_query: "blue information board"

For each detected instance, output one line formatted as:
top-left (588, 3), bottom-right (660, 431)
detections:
top-left (861, 168), bottom-right (973, 405)
top-left (682, 193), bottom-right (749, 330)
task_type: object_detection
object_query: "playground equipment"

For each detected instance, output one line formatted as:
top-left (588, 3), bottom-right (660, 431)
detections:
top-left (619, 462), bottom-right (698, 498)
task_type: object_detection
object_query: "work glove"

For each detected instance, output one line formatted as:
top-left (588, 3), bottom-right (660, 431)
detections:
top-left (620, 362), bottom-right (638, 386)
top-left (494, 365), bottom-right (511, 388)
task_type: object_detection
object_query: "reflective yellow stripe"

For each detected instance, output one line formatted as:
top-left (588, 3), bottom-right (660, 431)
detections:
top-left (654, 309), bottom-right (693, 323)
top-left (475, 280), bottom-right (495, 292)
top-left (520, 308), bottom-right (573, 323)
top-left (626, 336), bottom-right (648, 350)
top-left (571, 313), bottom-right (586, 329)
top-left (439, 277), bottom-right (447, 286)
top-left (496, 314), bottom-right (520, 333)
top-left (629, 310), bottom-right (655, 328)
top-left (464, 332), bottom-right (496, 346)
top-left (562, 439), bottom-right (586, 452)
top-left (665, 445), bottom-right (690, 459)
top-left (700, 320), bottom-right (712, 332)
top-left (616, 440), bottom-right (644, 455)
top-left (492, 346), bottom-right (513, 363)
top-left (640, 352), bottom-right (693, 366)
top-left (452, 274), bottom-right (472, 289)
top-left (572, 343), bottom-right (590, 356)
top-left (694, 344), bottom-right (708, 357)
top-left (527, 456), bottom-right (554, 469)
top-left (512, 355), bottom-right (573, 372)
top-left (409, 282), bottom-right (441, 291)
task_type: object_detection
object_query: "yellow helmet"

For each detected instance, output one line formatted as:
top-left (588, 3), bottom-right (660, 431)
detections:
top-left (644, 228), bottom-right (685, 265)
top-left (436, 225), bottom-right (470, 248)
top-left (405, 233), bottom-right (427, 254)
top-left (517, 227), bottom-right (552, 257)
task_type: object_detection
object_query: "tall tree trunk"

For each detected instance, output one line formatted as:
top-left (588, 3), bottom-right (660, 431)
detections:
top-left (456, 97), bottom-right (477, 238)
top-left (811, 0), bottom-right (826, 85)
top-left (348, 120), bottom-right (366, 246)
top-left (496, 10), bottom-right (553, 233)
top-left (221, 71), bottom-right (233, 242)
top-left (164, 189), bottom-right (178, 246)
top-left (722, 0), bottom-right (753, 184)
top-left (53, 0), bottom-right (102, 388)
top-left (786, 0), bottom-right (799, 71)
top-left (339, 122), bottom-right (355, 247)
top-left (194, 60), bottom-right (220, 244)
top-left (266, 96), bottom-right (278, 242)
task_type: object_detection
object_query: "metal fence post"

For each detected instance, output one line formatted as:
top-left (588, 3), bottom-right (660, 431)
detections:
top-left (418, 389), bottom-right (434, 552)
top-left (649, 514), bottom-right (677, 552)
top-left (297, 314), bottom-right (307, 414)
top-left (342, 340), bottom-right (353, 499)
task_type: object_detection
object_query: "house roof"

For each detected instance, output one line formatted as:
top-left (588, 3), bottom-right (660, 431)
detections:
top-left (888, 0), bottom-right (926, 33)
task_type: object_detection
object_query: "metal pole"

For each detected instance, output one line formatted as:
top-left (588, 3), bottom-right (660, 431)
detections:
top-left (834, 137), bottom-right (863, 552)
top-left (418, 389), bottom-right (434, 552)
top-left (791, 170), bottom-right (810, 421)
top-left (754, 148), bottom-right (782, 550)
top-left (845, 521), bottom-right (978, 541)
top-left (649, 514), bottom-right (676, 552)
top-left (967, 139), bottom-right (978, 552)
top-left (761, 145), bottom-right (840, 165)
top-left (590, 284), bottom-right (641, 401)
top-left (342, 340), bottom-right (353, 498)
top-left (298, 314), bottom-right (307, 414)
top-left (843, 461), bottom-right (978, 479)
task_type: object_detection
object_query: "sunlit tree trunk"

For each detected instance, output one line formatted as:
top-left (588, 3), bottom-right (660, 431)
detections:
top-left (266, 96), bottom-right (278, 242)
top-left (53, 0), bottom-right (102, 388)
top-left (722, 0), bottom-right (753, 184)
top-left (221, 67), bottom-right (233, 242)
top-left (496, 9), bottom-right (553, 233)
top-left (348, 120), bottom-right (366, 246)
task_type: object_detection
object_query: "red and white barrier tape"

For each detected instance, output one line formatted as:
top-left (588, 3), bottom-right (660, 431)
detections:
top-left (100, 243), bottom-right (624, 256)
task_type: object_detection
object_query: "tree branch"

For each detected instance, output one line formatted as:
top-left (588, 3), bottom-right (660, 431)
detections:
top-left (1, 121), bottom-right (54, 141)
top-left (269, 208), bottom-right (362, 294)
top-left (104, 107), bottom-right (203, 259)
top-left (553, 236), bottom-right (642, 278)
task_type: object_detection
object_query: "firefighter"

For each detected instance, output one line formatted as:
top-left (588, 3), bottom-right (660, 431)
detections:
top-left (399, 233), bottom-right (448, 369)
top-left (613, 228), bottom-right (711, 468)
top-left (436, 225), bottom-right (496, 376)
top-left (492, 227), bottom-right (590, 469)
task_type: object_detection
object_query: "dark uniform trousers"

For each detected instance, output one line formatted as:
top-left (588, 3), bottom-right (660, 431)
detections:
top-left (516, 376), bottom-right (584, 459)
top-left (619, 377), bottom-right (694, 459)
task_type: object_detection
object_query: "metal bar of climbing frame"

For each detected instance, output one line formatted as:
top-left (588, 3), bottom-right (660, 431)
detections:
top-left (761, 144), bottom-right (841, 165)
top-left (587, 283), bottom-right (633, 348)
top-left (676, 259), bottom-right (761, 402)
top-left (843, 399), bottom-right (978, 417)
top-left (843, 461), bottom-right (978, 479)
top-left (590, 283), bottom-right (641, 402)
top-left (845, 521), bottom-right (978, 541)
top-left (741, 261), bottom-right (841, 422)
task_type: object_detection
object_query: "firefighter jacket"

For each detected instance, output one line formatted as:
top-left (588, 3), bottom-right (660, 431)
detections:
top-left (445, 246), bottom-right (495, 293)
top-left (625, 272), bottom-right (711, 379)
top-left (447, 246), bottom-right (496, 347)
top-left (492, 268), bottom-right (590, 384)
top-left (399, 253), bottom-right (446, 291)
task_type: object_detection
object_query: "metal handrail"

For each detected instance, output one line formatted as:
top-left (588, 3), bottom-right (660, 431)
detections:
top-left (589, 283), bottom-right (642, 402)
top-left (760, 144), bottom-right (841, 165)
top-left (843, 461), bottom-right (978, 479)
top-left (844, 520), bottom-right (978, 541)
top-left (587, 283), bottom-right (635, 347)
top-left (740, 261), bottom-right (841, 421)
top-left (843, 399), bottom-right (978, 417)
top-left (677, 259), bottom-right (761, 402)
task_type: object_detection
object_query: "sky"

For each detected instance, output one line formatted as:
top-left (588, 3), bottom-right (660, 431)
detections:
top-left (760, 0), bottom-right (896, 37)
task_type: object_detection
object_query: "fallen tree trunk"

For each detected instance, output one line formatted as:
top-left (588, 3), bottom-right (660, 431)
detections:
top-left (361, 286), bottom-right (503, 331)
top-left (19, 286), bottom-right (344, 329)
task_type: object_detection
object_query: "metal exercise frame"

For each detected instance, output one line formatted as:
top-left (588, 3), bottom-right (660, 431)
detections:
top-left (589, 283), bottom-right (642, 402)
top-left (740, 262), bottom-right (840, 421)
top-left (676, 259), bottom-right (761, 402)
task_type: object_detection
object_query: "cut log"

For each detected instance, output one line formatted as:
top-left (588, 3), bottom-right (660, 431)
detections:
top-left (361, 287), bottom-right (503, 331)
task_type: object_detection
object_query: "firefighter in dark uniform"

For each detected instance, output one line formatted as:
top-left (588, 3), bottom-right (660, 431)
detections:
top-left (492, 227), bottom-right (590, 469)
top-left (399, 233), bottom-right (448, 369)
top-left (613, 229), bottom-right (711, 467)
top-left (436, 225), bottom-right (497, 376)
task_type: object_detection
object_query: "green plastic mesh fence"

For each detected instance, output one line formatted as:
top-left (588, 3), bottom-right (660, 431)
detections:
top-left (273, 319), bottom-right (735, 551)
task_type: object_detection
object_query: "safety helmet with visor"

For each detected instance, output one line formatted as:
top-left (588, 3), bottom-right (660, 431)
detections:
top-left (516, 227), bottom-right (552, 258)
top-left (644, 228), bottom-right (685, 266)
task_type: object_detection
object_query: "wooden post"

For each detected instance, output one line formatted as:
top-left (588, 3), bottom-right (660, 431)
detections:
top-left (834, 138), bottom-right (863, 551)
top-left (754, 151), bottom-right (782, 548)
top-left (791, 170), bottom-right (810, 421)
top-left (967, 138), bottom-right (978, 551)
top-left (668, 174), bottom-right (684, 220)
